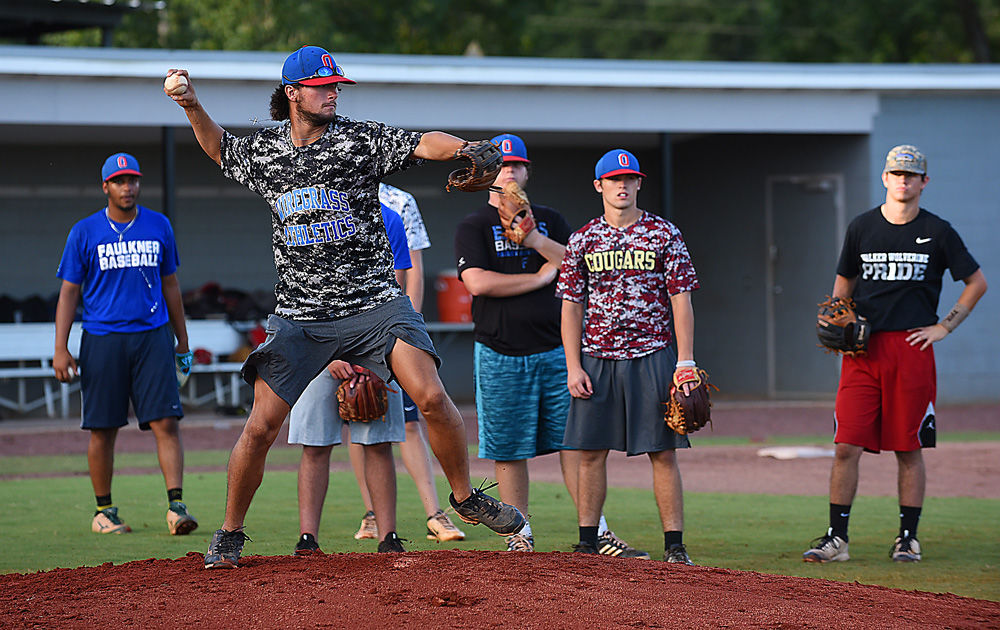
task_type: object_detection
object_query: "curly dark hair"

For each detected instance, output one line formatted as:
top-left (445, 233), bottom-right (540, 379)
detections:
top-left (269, 85), bottom-right (290, 121)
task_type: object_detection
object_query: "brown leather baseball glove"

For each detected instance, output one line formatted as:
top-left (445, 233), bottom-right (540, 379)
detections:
top-left (816, 296), bottom-right (870, 356)
top-left (491, 181), bottom-right (537, 244)
top-left (337, 368), bottom-right (389, 422)
top-left (664, 367), bottom-right (716, 435)
top-left (446, 140), bottom-right (503, 192)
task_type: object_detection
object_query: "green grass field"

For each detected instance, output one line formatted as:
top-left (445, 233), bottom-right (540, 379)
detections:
top-left (1, 448), bottom-right (997, 602)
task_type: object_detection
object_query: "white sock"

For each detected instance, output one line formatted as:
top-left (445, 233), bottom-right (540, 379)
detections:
top-left (517, 520), bottom-right (533, 538)
top-left (598, 515), bottom-right (609, 536)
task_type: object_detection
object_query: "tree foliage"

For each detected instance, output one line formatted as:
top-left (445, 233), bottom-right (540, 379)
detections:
top-left (34, 0), bottom-right (1000, 63)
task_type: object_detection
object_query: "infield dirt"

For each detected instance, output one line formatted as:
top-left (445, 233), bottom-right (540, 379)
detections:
top-left (1, 401), bottom-right (997, 628)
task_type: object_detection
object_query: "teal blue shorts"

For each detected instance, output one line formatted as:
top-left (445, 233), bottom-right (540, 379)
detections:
top-left (474, 342), bottom-right (570, 461)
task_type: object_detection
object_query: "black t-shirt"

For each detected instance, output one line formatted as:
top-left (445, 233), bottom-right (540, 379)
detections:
top-left (454, 202), bottom-right (573, 355)
top-left (836, 207), bottom-right (979, 331)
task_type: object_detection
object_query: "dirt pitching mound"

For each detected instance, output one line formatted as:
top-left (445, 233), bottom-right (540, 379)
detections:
top-left (2, 551), bottom-right (997, 629)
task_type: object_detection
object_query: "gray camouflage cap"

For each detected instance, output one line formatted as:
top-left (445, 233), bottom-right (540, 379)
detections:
top-left (884, 145), bottom-right (927, 175)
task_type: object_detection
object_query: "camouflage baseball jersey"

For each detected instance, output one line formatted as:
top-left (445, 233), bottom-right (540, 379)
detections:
top-left (379, 183), bottom-right (431, 251)
top-left (557, 211), bottom-right (699, 360)
top-left (220, 118), bottom-right (422, 320)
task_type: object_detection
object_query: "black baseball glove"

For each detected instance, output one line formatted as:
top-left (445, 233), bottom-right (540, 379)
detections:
top-left (816, 296), bottom-right (870, 356)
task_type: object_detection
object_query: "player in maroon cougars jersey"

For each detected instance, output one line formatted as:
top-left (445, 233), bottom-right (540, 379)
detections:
top-left (557, 149), bottom-right (701, 565)
top-left (165, 45), bottom-right (524, 569)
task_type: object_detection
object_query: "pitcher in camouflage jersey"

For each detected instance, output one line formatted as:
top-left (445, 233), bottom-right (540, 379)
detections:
top-left (557, 149), bottom-right (701, 565)
top-left (165, 45), bottom-right (523, 568)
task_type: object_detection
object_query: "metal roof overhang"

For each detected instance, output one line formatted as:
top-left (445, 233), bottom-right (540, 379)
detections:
top-left (2, 46), bottom-right (999, 135)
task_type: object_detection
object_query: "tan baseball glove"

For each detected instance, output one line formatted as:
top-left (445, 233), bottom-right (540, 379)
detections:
top-left (446, 140), bottom-right (503, 192)
top-left (492, 182), bottom-right (537, 244)
top-left (337, 368), bottom-right (389, 422)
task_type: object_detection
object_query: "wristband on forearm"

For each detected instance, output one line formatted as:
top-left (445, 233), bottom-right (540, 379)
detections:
top-left (675, 360), bottom-right (697, 368)
top-left (939, 302), bottom-right (971, 333)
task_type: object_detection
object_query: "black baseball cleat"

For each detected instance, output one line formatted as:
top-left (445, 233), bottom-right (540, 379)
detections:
top-left (449, 485), bottom-right (525, 536)
top-left (664, 543), bottom-right (695, 565)
top-left (572, 541), bottom-right (599, 554)
top-left (377, 532), bottom-right (407, 553)
top-left (204, 528), bottom-right (251, 569)
top-left (293, 533), bottom-right (323, 557)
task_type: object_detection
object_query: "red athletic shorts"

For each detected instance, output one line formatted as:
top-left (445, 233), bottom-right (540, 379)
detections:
top-left (834, 331), bottom-right (936, 453)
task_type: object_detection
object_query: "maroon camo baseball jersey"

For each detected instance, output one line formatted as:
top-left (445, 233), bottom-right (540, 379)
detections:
top-left (557, 211), bottom-right (699, 360)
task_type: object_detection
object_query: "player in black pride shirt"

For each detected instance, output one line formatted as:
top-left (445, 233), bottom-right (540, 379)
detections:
top-left (803, 145), bottom-right (987, 564)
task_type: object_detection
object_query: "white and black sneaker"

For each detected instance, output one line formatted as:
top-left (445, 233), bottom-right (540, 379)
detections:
top-left (890, 533), bottom-right (921, 562)
top-left (598, 531), bottom-right (650, 559)
top-left (803, 529), bottom-right (849, 563)
top-left (505, 532), bottom-right (534, 552)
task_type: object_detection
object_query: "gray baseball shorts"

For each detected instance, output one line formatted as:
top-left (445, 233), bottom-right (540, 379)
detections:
top-left (287, 368), bottom-right (406, 446)
top-left (241, 296), bottom-right (440, 408)
top-left (562, 348), bottom-right (690, 456)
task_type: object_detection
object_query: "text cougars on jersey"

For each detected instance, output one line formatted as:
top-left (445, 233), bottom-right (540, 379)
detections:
top-left (97, 240), bottom-right (161, 271)
top-left (584, 249), bottom-right (657, 272)
top-left (860, 251), bottom-right (930, 281)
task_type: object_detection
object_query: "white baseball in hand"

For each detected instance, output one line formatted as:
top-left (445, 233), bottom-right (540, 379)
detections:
top-left (164, 74), bottom-right (189, 95)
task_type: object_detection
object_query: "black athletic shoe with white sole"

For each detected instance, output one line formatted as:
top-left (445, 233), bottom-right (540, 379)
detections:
top-left (204, 528), bottom-right (251, 569)
top-left (449, 486), bottom-right (524, 535)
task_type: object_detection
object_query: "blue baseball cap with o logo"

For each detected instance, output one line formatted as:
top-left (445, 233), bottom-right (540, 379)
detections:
top-left (490, 133), bottom-right (530, 163)
top-left (595, 149), bottom-right (645, 179)
top-left (101, 152), bottom-right (142, 182)
top-left (281, 45), bottom-right (356, 86)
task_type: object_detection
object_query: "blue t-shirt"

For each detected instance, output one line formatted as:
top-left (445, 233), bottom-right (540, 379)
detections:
top-left (57, 206), bottom-right (180, 334)
top-left (381, 203), bottom-right (411, 271)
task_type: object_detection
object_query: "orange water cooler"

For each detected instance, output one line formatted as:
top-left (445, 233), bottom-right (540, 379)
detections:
top-left (434, 270), bottom-right (472, 323)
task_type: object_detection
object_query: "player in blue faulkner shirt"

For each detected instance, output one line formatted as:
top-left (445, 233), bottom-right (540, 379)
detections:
top-left (54, 152), bottom-right (198, 538)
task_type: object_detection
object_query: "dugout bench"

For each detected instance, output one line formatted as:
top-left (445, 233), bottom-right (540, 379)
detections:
top-left (0, 320), bottom-right (251, 418)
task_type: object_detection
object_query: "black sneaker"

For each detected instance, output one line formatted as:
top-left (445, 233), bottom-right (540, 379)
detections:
top-left (294, 533), bottom-right (323, 557)
top-left (598, 531), bottom-right (651, 559)
top-left (448, 485), bottom-right (525, 535)
top-left (664, 543), bottom-right (694, 565)
top-left (377, 532), bottom-right (406, 553)
top-left (572, 541), bottom-right (599, 554)
top-left (204, 528), bottom-right (251, 569)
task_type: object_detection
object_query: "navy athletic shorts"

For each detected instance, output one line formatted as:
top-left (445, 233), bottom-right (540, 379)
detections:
top-left (79, 324), bottom-right (183, 431)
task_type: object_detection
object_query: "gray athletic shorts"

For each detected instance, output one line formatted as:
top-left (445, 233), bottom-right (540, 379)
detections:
top-left (287, 368), bottom-right (406, 446)
top-left (563, 348), bottom-right (690, 456)
top-left (242, 296), bottom-right (440, 408)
